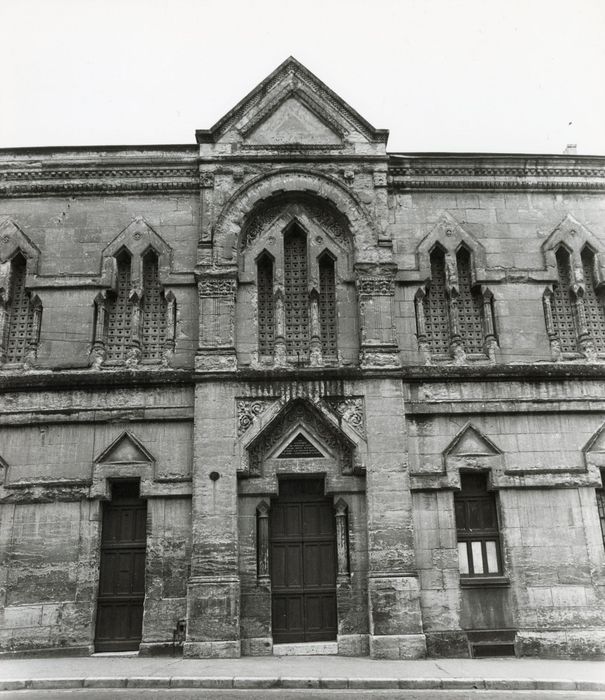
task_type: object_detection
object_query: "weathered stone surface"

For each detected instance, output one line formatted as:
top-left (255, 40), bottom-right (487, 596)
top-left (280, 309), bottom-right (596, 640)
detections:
top-left (1, 58), bottom-right (605, 660)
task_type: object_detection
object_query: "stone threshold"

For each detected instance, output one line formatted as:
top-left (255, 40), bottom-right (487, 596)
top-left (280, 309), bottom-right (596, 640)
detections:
top-left (272, 641), bottom-right (338, 656)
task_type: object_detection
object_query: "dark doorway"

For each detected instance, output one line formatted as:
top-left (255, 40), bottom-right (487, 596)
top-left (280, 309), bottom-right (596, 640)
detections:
top-left (94, 481), bottom-right (147, 652)
top-left (270, 478), bottom-right (337, 643)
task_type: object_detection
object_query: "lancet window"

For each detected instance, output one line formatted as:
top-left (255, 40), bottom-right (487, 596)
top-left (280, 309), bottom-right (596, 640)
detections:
top-left (1, 252), bottom-right (42, 365)
top-left (318, 253), bottom-right (337, 358)
top-left (105, 250), bottom-right (132, 363)
top-left (545, 244), bottom-right (605, 357)
top-left (95, 246), bottom-right (175, 368)
top-left (257, 254), bottom-right (275, 356)
top-left (255, 222), bottom-right (339, 365)
top-left (284, 226), bottom-right (310, 357)
top-left (456, 247), bottom-right (485, 354)
top-left (422, 246), bottom-right (450, 354)
top-left (417, 244), bottom-right (496, 362)
top-left (141, 250), bottom-right (166, 362)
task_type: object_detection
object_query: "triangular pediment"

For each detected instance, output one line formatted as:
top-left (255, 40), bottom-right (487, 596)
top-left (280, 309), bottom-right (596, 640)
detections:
top-left (445, 424), bottom-right (502, 457)
top-left (583, 423), bottom-right (605, 453)
top-left (277, 432), bottom-right (326, 459)
top-left (95, 432), bottom-right (154, 464)
top-left (246, 97), bottom-right (341, 145)
top-left (196, 57), bottom-right (388, 149)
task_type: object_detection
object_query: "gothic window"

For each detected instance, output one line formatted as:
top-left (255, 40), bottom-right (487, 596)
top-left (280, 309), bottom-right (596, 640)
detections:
top-left (318, 253), bottom-right (337, 358)
top-left (3, 253), bottom-right (38, 363)
top-left (597, 470), bottom-right (605, 550)
top-left (456, 247), bottom-right (484, 354)
top-left (551, 246), bottom-right (578, 353)
top-left (423, 246), bottom-right (450, 354)
top-left (257, 253), bottom-right (275, 355)
top-left (284, 225), bottom-right (309, 356)
top-left (105, 250), bottom-right (132, 363)
top-left (141, 250), bottom-right (166, 362)
top-left (581, 247), bottom-right (605, 352)
top-left (455, 472), bottom-right (503, 577)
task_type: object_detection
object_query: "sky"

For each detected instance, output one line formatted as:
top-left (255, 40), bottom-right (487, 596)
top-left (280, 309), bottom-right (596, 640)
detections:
top-left (2, 0), bottom-right (605, 155)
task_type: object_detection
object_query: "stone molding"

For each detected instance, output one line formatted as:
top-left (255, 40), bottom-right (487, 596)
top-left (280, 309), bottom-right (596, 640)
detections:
top-left (210, 168), bottom-right (380, 259)
top-left (236, 392), bottom-right (368, 478)
top-left (389, 157), bottom-right (605, 191)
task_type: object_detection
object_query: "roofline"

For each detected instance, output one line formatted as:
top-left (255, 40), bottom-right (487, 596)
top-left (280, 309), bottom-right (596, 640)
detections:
top-left (389, 151), bottom-right (605, 160)
top-left (196, 56), bottom-right (388, 144)
top-left (0, 144), bottom-right (197, 155)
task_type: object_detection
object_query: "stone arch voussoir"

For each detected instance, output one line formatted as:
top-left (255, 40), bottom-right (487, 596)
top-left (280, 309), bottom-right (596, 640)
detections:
top-left (212, 169), bottom-right (378, 264)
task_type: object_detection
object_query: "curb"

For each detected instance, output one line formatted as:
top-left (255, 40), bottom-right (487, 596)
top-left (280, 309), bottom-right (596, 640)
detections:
top-left (1, 676), bottom-right (604, 692)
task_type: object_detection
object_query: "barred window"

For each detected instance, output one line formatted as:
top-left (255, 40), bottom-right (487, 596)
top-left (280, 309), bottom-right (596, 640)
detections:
top-left (257, 253), bottom-right (275, 355)
top-left (456, 247), bottom-right (484, 354)
top-left (455, 472), bottom-right (503, 577)
top-left (597, 470), bottom-right (605, 550)
top-left (423, 246), bottom-right (450, 354)
top-left (141, 250), bottom-right (166, 362)
top-left (4, 253), bottom-right (35, 363)
top-left (318, 253), bottom-right (337, 358)
top-left (552, 247), bottom-right (578, 353)
top-left (284, 225), bottom-right (309, 357)
top-left (106, 251), bottom-right (131, 362)
top-left (581, 247), bottom-right (605, 352)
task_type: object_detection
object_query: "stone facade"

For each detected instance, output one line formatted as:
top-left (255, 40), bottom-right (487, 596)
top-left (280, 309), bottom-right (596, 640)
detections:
top-left (0, 57), bottom-right (604, 659)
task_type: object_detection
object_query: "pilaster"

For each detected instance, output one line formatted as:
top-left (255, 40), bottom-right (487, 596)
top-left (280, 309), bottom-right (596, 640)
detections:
top-left (364, 378), bottom-right (425, 659)
top-left (355, 266), bottom-right (401, 368)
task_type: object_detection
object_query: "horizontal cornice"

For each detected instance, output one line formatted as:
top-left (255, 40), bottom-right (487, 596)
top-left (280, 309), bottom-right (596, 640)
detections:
top-left (2, 363), bottom-right (605, 392)
top-left (388, 153), bottom-right (605, 192)
top-left (0, 149), bottom-right (604, 197)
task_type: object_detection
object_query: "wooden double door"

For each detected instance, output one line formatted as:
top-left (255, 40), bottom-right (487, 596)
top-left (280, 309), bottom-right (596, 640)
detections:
top-left (94, 482), bottom-right (147, 652)
top-left (270, 479), bottom-right (337, 643)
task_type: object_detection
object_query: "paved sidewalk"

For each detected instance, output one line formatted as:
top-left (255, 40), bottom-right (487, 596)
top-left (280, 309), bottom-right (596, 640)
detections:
top-left (0, 655), bottom-right (604, 692)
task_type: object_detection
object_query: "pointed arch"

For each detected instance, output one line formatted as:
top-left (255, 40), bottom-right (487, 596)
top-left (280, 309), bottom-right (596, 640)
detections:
top-left (245, 398), bottom-right (358, 477)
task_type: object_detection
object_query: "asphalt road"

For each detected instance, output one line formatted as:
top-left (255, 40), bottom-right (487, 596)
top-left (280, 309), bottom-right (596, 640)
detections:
top-left (1, 690), bottom-right (604, 699)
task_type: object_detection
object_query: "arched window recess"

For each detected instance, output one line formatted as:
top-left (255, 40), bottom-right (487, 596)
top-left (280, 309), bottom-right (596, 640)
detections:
top-left (254, 222), bottom-right (341, 368)
top-left (0, 251), bottom-right (42, 368)
top-left (415, 244), bottom-right (497, 365)
top-left (91, 246), bottom-right (176, 369)
top-left (543, 243), bottom-right (605, 360)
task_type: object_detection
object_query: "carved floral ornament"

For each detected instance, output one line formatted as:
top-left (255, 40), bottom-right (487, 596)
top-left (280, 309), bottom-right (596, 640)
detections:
top-left (236, 395), bottom-right (366, 440)
top-left (198, 278), bottom-right (237, 298)
top-left (356, 277), bottom-right (395, 296)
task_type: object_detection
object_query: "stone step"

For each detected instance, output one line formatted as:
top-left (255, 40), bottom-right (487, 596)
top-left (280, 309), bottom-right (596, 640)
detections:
top-left (273, 641), bottom-right (338, 656)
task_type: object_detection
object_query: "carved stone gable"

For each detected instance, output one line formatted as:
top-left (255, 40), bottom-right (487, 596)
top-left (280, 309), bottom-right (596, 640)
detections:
top-left (246, 97), bottom-right (341, 146)
top-left (196, 57), bottom-right (388, 152)
top-left (445, 424), bottom-right (502, 457)
top-left (277, 433), bottom-right (325, 459)
top-left (95, 431), bottom-right (154, 464)
top-left (247, 399), bottom-right (356, 476)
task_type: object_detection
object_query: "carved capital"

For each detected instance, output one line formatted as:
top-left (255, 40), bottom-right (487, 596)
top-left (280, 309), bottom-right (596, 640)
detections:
top-left (356, 277), bottom-right (395, 296)
top-left (198, 277), bottom-right (237, 298)
top-left (200, 172), bottom-right (215, 188)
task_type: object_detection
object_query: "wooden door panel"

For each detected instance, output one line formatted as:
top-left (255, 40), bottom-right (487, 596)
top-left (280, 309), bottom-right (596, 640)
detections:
top-left (95, 488), bottom-right (146, 652)
top-left (270, 480), bottom-right (337, 643)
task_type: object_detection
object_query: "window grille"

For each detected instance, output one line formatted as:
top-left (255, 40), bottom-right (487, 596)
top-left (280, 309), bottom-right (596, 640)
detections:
top-left (455, 472), bottom-right (503, 577)
top-left (319, 255), bottom-right (337, 357)
top-left (5, 254), bottom-right (34, 363)
top-left (456, 248), bottom-right (484, 353)
top-left (423, 248), bottom-right (450, 353)
top-left (581, 248), bottom-right (605, 352)
top-left (106, 252), bottom-right (132, 362)
top-left (552, 247), bottom-right (578, 353)
top-left (141, 251), bottom-right (166, 362)
top-left (284, 227), bottom-right (309, 356)
top-left (257, 255), bottom-right (275, 355)
top-left (597, 472), bottom-right (605, 550)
